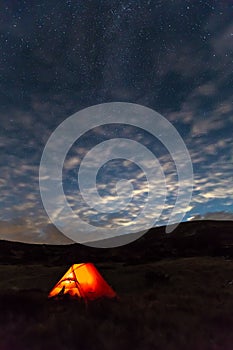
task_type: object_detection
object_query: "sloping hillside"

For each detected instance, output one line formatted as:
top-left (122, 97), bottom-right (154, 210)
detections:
top-left (0, 220), bottom-right (232, 265)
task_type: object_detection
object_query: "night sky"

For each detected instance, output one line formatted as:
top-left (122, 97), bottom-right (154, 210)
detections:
top-left (0, 0), bottom-right (233, 244)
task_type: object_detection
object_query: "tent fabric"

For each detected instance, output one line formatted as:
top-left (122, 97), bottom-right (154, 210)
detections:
top-left (48, 263), bottom-right (117, 300)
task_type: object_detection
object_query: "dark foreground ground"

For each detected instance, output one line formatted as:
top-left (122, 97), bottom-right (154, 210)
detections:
top-left (0, 257), bottom-right (233, 350)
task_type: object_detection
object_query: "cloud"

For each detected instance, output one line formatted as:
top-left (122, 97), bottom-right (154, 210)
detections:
top-left (0, 218), bottom-right (73, 244)
top-left (0, 3), bottom-right (232, 244)
top-left (211, 23), bottom-right (233, 55)
top-left (195, 83), bottom-right (217, 96)
top-left (188, 212), bottom-right (233, 221)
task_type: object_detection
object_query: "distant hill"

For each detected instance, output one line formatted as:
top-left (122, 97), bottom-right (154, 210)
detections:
top-left (0, 219), bottom-right (73, 245)
top-left (0, 220), bottom-right (232, 265)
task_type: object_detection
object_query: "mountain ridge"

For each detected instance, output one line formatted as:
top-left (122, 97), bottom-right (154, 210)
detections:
top-left (0, 220), bottom-right (232, 265)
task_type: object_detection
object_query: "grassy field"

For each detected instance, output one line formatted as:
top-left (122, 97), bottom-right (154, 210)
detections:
top-left (0, 257), bottom-right (233, 350)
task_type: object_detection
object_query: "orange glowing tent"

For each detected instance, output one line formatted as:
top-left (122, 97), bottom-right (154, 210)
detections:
top-left (48, 263), bottom-right (117, 301)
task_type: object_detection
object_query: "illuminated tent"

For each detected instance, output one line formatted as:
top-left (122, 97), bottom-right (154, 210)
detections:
top-left (48, 263), bottom-right (117, 301)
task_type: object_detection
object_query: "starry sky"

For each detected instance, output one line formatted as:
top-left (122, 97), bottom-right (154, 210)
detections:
top-left (0, 0), bottom-right (233, 244)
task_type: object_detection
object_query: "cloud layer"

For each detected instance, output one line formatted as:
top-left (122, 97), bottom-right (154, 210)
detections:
top-left (0, 1), bottom-right (232, 243)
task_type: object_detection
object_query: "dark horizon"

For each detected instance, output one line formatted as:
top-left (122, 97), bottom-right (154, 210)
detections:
top-left (0, 217), bottom-right (232, 247)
